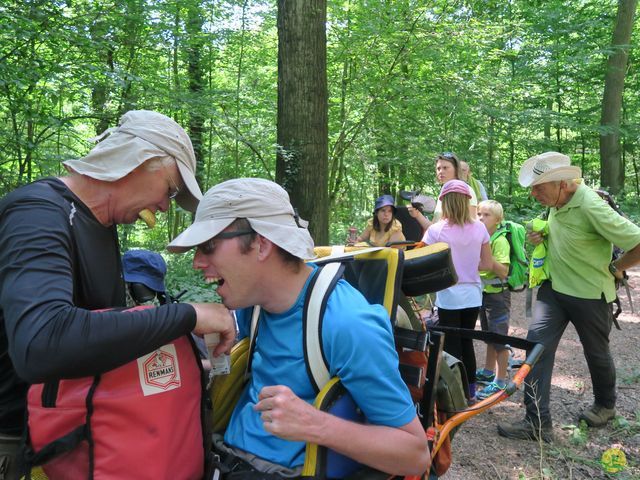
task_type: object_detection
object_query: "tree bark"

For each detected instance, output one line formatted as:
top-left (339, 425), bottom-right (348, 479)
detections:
top-left (276, 0), bottom-right (328, 244)
top-left (600, 0), bottom-right (637, 193)
top-left (186, 2), bottom-right (205, 188)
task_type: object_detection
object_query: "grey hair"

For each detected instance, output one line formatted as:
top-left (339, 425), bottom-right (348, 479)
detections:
top-left (145, 156), bottom-right (175, 172)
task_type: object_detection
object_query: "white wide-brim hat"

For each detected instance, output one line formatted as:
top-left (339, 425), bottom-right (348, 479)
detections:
top-left (519, 152), bottom-right (582, 187)
top-left (167, 178), bottom-right (316, 260)
top-left (63, 110), bottom-right (203, 212)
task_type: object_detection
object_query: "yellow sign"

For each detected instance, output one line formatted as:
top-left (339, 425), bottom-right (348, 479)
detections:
top-left (601, 447), bottom-right (626, 473)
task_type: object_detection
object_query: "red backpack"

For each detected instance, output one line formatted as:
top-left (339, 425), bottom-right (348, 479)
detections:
top-left (24, 306), bottom-right (209, 480)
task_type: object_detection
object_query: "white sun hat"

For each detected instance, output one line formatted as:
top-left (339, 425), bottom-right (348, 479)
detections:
top-left (63, 110), bottom-right (203, 212)
top-left (167, 178), bottom-right (316, 260)
top-left (518, 152), bottom-right (582, 187)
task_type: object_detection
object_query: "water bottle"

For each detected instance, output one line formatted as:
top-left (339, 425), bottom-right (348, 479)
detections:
top-left (348, 226), bottom-right (358, 243)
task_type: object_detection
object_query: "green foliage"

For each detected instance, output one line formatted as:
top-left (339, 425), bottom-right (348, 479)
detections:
top-left (620, 368), bottom-right (640, 385)
top-left (164, 251), bottom-right (221, 304)
top-left (566, 420), bottom-right (589, 446)
top-left (1, 0), bottom-right (639, 242)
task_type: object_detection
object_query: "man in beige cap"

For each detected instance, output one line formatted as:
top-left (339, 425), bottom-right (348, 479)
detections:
top-left (498, 152), bottom-right (640, 442)
top-left (0, 110), bottom-right (235, 478)
top-left (168, 178), bottom-right (430, 478)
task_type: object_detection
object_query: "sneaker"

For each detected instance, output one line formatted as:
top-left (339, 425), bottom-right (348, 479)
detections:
top-left (497, 418), bottom-right (553, 443)
top-left (579, 404), bottom-right (616, 427)
top-left (477, 381), bottom-right (506, 400)
top-left (475, 369), bottom-right (494, 386)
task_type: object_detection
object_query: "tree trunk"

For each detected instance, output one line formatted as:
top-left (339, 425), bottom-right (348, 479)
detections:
top-left (186, 2), bottom-right (205, 188)
top-left (234, 0), bottom-right (249, 177)
top-left (508, 134), bottom-right (514, 197)
top-left (487, 115), bottom-right (495, 198)
top-left (276, 0), bottom-right (328, 245)
top-left (89, 15), bottom-right (113, 135)
top-left (600, 0), bottom-right (637, 193)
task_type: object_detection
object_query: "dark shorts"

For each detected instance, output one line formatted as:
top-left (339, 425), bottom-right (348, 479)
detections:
top-left (0, 433), bottom-right (21, 480)
top-left (480, 290), bottom-right (511, 351)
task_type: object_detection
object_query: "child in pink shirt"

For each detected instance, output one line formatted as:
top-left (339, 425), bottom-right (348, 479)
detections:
top-left (423, 180), bottom-right (504, 402)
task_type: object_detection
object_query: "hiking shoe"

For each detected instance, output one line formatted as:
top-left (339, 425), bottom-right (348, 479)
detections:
top-left (475, 369), bottom-right (494, 386)
top-left (497, 418), bottom-right (553, 443)
top-left (477, 381), bottom-right (506, 400)
top-left (579, 404), bottom-right (616, 427)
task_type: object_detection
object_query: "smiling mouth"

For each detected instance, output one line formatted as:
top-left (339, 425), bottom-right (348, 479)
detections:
top-left (205, 276), bottom-right (224, 287)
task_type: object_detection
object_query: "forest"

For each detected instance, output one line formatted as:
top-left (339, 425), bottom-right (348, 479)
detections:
top-left (2, 0), bottom-right (640, 259)
top-left (3, 3), bottom-right (640, 477)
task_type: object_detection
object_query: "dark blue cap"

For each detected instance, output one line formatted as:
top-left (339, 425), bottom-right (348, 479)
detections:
top-left (374, 194), bottom-right (396, 212)
top-left (122, 250), bottom-right (167, 293)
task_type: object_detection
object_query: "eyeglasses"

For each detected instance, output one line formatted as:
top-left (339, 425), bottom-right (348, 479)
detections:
top-left (166, 170), bottom-right (180, 200)
top-left (197, 230), bottom-right (255, 255)
top-left (167, 174), bottom-right (180, 200)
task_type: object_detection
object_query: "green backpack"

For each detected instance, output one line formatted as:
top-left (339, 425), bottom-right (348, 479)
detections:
top-left (490, 220), bottom-right (528, 291)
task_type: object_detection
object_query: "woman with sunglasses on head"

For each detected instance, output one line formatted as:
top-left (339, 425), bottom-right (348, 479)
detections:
top-left (408, 152), bottom-right (478, 234)
top-left (353, 194), bottom-right (406, 248)
top-left (422, 180), bottom-right (504, 404)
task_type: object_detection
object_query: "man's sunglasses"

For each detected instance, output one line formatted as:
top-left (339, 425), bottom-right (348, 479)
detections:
top-left (197, 230), bottom-right (254, 255)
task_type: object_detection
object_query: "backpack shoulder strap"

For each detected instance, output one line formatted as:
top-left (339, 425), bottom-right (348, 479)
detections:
top-left (246, 305), bottom-right (262, 376)
top-left (490, 223), bottom-right (508, 243)
top-left (246, 262), bottom-right (345, 393)
top-left (303, 262), bottom-right (346, 393)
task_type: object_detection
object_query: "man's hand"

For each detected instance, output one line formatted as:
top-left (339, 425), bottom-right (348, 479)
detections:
top-left (527, 231), bottom-right (544, 245)
top-left (189, 303), bottom-right (236, 355)
top-left (406, 205), bottom-right (420, 218)
top-left (407, 206), bottom-right (431, 231)
top-left (610, 263), bottom-right (625, 281)
top-left (255, 385), bottom-right (320, 442)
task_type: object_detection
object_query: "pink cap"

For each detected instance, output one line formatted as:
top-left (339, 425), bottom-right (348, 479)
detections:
top-left (438, 179), bottom-right (471, 200)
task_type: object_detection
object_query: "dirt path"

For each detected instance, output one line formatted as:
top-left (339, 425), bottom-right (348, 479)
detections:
top-left (441, 268), bottom-right (640, 480)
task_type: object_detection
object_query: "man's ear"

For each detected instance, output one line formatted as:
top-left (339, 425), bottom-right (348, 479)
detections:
top-left (256, 235), bottom-right (274, 261)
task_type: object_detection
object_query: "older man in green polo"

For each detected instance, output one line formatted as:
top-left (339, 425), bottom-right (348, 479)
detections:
top-left (497, 152), bottom-right (640, 442)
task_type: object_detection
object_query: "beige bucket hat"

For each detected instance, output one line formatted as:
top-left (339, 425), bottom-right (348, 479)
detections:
top-left (519, 152), bottom-right (582, 187)
top-left (167, 178), bottom-right (316, 260)
top-left (63, 110), bottom-right (202, 212)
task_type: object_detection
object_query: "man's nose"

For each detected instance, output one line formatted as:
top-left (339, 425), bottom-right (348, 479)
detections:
top-left (193, 250), bottom-right (207, 268)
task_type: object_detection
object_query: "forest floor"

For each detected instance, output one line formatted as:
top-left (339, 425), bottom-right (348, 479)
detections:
top-left (441, 267), bottom-right (640, 480)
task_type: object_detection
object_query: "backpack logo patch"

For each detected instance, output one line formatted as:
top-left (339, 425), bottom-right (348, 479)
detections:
top-left (138, 344), bottom-right (181, 396)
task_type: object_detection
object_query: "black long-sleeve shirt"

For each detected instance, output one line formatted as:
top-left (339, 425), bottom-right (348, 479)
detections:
top-left (0, 178), bottom-right (196, 435)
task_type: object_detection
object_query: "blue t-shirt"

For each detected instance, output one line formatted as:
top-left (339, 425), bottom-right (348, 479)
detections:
top-left (224, 265), bottom-right (416, 468)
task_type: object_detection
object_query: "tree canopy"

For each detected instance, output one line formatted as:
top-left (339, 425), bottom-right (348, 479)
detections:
top-left (1, 0), bottom-right (638, 253)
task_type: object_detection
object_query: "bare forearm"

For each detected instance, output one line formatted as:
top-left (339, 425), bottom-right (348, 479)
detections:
top-left (415, 212), bottom-right (432, 231)
top-left (308, 413), bottom-right (429, 476)
top-left (614, 243), bottom-right (640, 272)
top-left (493, 261), bottom-right (509, 279)
top-left (356, 226), bottom-right (371, 243)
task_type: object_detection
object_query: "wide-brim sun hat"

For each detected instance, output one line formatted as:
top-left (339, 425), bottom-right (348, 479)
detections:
top-left (122, 249), bottom-right (167, 293)
top-left (167, 178), bottom-right (315, 260)
top-left (374, 194), bottom-right (396, 212)
top-left (438, 179), bottom-right (472, 200)
top-left (63, 110), bottom-right (203, 212)
top-left (518, 152), bottom-right (582, 187)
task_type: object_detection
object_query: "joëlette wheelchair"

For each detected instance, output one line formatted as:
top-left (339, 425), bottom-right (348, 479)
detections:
top-left (210, 244), bottom-right (544, 480)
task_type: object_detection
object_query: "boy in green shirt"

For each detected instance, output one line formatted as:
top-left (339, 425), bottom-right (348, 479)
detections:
top-left (477, 200), bottom-right (510, 400)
